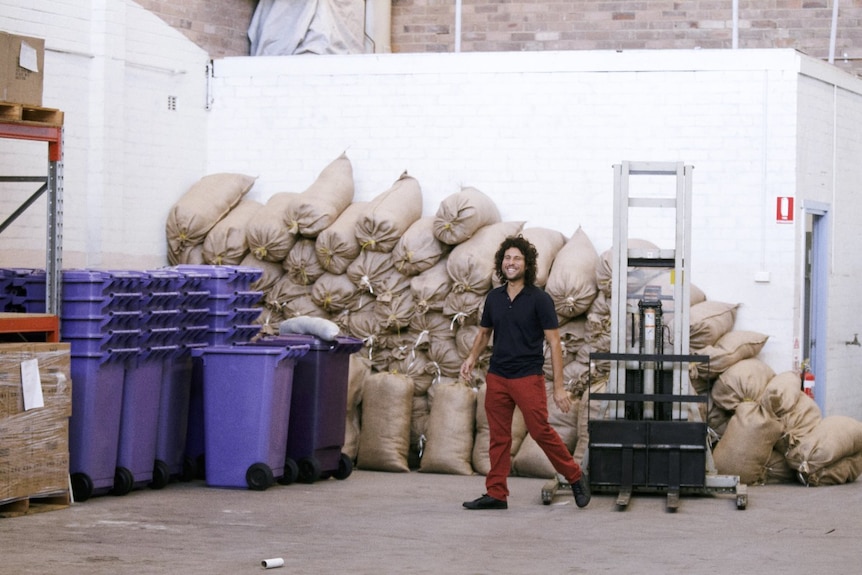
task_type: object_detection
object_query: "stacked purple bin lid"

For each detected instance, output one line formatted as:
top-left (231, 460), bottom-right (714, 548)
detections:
top-left (63, 269), bottom-right (144, 502)
top-left (171, 264), bottom-right (264, 345)
top-left (2, 267), bottom-right (46, 313)
top-left (61, 269), bottom-right (143, 359)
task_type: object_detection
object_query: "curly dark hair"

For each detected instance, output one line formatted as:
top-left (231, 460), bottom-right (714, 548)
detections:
top-left (494, 234), bottom-right (538, 286)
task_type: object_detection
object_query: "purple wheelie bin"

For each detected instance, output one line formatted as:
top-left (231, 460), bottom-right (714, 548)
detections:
top-left (250, 334), bottom-right (363, 484)
top-left (191, 344), bottom-right (309, 490)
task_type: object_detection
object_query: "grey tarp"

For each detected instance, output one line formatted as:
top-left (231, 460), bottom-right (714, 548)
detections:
top-left (249, 0), bottom-right (365, 56)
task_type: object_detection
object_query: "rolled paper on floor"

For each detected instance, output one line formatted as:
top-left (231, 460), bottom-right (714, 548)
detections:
top-left (261, 557), bottom-right (284, 569)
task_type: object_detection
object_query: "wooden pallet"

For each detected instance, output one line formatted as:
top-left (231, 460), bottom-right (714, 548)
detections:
top-left (0, 102), bottom-right (64, 127)
top-left (0, 490), bottom-right (72, 518)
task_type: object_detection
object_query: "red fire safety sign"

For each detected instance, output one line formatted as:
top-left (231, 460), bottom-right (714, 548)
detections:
top-left (776, 197), bottom-right (794, 223)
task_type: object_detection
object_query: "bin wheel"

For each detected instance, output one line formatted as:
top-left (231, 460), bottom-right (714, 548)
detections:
top-left (277, 458), bottom-right (299, 486)
top-left (333, 453), bottom-right (353, 480)
top-left (246, 463), bottom-right (274, 491)
top-left (71, 473), bottom-right (93, 502)
top-left (149, 460), bottom-right (171, 490)
top-left (181, 456), bottom-right (196, 482)
top-left (112, 467), bottom-right (135, 496)
top-left (298, 457), bottom-right (322, 484)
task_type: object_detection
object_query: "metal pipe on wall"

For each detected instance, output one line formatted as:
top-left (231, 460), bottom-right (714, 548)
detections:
top-left (365, 0), bottom-right (392, 53)
top-left (455, 0), bottom-right (462, 53)
top-left (732, 0), bottom-right (739, 49)
top-left (829, 0), bottom-right (839, 63)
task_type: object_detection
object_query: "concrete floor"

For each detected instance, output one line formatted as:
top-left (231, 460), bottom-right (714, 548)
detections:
top-left (1, 470), bottom-right (860, 575)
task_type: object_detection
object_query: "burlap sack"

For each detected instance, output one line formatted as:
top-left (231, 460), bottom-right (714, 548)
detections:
top-left (266, 273), bottom-right (312, 311)
top-left (410, 258), bottom-right (452, 315)
top-left (283, 237), bottom-right (325, 285)
top-left (245, 192), bottom-right (299, 262)
top-left (712, 401), bottom-right (783, 485)
top-left (807, 452), bottom-right (862, 486)
top-left (690, 300), bottom-right (739, 349)
top-left (710, 358), bottom-right (776, 412)
top-left (311, 272), bottom-right (361, 313)
top-left (559, 317), bottom-right (588, 356)
top-left (761, 371), bottom-right (821, 452)
top-left (315, 201), bottom-right (368, 274)
top-left (343, 354), bottom-right (371, 460)
top-left (472, 384), bottom-right (528, 476)
top-left (346, 250), bottom-right (395, 295)
top-left (282, 294), bottom-right (328, 319)
top-left (389, 349), bottom-right (435, 395)
top-left (166, 173), bottom-right (256, 262)
top-left (202, 199), bottom-right (262, 265)
top-left (512, 381), bottom-right (579, 479)
top-left (584, 290), bottom-right (610, 339)
top-left (170, 242), bottom-right (204, 265)
top-left (442, 291), bottom-right (484, 327)
top-left (690, 331), bottom-right (769, 380)
top-left (345, 304), bottom-right (380, 342)
top-left (356, 372), bottom-right (413, 472)
top-left (373, 290), bottom-right (415, 334)
top-left (563, 359), bottom-right (589, 397)
top-left (379, 332), bottom-right (418, 365)
top-left (455, 323), bottom-right (491, 363)
top-left (419, 381), bottom-right (478, 475)
top-left (285, 152), bottom-right (355, 237)
top-left (410, 311), bottom-right (453, 352)
top-left (240, 252), bottom-right (284, 293)
top-left (372, 268), bottom-right (411, 305)
top-left (785, 415), bottom-right (862, 484)
top-left (427, 336), bottom-right (462, 379)
top-left (433, 186), bottom-right (501, 245)
top-left (392, 216), bottom-right (449, 276)
top-left (573, 378), bottom-right (606, 465)
top-left (542, 339), bottom-right (578, 381)
top-left (764, 447), bottom-right (796, 484)
top-left (446, 221), bottom-right (525, 294)
top-left (708, 403), bottom-right (732, 439)
top-left (355, 171), bottom-right (423, 253)
top-left (545, 227), bottom-right (599, 319)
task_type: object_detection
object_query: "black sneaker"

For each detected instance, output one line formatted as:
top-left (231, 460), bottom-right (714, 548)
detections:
top-left (463, 494), bottom-right (508, 510)
top-left (572, 473), bottom-right (591, 508)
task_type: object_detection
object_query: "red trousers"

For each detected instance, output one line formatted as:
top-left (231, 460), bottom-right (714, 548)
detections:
top-left (484, 372), bottom-right (582, 501)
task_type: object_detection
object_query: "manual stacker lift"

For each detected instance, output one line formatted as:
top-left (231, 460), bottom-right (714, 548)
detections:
top-left (542, 161), bottom-right (747, 511)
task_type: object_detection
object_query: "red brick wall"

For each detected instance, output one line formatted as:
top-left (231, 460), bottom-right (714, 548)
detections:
top-left (139, 0), bottom-right (862, 77)
top-left (391, 0), bottom-right (862, 76)
top-left (135, 0), bottom-right (257, 58)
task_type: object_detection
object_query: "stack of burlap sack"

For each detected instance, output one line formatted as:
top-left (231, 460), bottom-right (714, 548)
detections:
top-left (165, 153), bottom-right (862, 487)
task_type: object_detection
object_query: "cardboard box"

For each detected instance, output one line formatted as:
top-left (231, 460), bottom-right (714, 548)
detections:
top-left (0, 343), bottom-right (71, 504)
top-left (0, 411), bottom-right (70, 503)
top-left (0, 32), bottom-right (45, 106)
top-left (0, 343), bottom-right (71, 418)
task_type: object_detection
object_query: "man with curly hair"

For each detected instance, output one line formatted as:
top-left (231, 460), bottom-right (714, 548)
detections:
top-left (460, 234), bottom-right (590, 510)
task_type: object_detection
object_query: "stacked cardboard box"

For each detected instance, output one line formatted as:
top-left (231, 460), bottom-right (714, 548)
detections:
top-left (0, 343), bottom-right (72, 508)
top-left (0, 32), bottom-right (45, 106)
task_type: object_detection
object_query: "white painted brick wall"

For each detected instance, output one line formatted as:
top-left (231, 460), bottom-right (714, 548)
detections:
top-left (207, 51), bottom-right (803, 368)
top-left (0, 0), bottom-right (208, 269)
top-left (797, 74), bottom-right (862, 416)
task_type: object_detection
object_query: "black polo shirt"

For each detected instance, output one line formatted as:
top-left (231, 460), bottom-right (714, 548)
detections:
top-left (481, 283), bottom-right (559, 379)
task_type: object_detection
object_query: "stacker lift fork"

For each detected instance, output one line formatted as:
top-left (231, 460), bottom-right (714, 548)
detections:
top-left (542, 161), bottom-right (747, 511)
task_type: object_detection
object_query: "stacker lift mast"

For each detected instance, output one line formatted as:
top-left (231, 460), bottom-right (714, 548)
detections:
top-left (542, 161), bottom-right (747, 511)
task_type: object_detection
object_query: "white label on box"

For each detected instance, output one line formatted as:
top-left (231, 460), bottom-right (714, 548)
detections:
top-left (19, 41), bottom-right (39, 73)
top-left (21, 358), bottom-right (44, 410)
